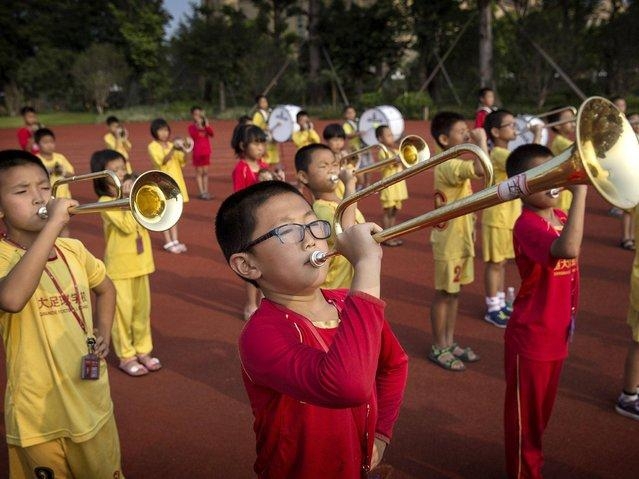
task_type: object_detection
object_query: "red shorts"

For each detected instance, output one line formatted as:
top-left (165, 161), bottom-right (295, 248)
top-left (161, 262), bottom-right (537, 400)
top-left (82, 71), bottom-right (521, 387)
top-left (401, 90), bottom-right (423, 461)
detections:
top-left (192, 154), bottom-right (211, 167)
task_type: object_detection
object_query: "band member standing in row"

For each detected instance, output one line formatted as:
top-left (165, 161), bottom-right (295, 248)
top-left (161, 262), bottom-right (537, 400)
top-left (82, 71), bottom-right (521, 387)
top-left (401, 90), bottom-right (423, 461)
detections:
top-left (104, 115), bottom-right (133, 175)
top-left (188, 106), bottom-right (215, 200)
top-left (292, 110), bottom-right (320, 149)
top-left (252, 95), bottom-right (281, 168)
top-left (16, 106), bottom-right (42, 154)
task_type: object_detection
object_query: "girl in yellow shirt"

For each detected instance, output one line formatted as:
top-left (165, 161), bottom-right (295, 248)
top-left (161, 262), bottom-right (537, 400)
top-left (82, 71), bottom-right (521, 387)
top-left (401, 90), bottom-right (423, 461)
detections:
top-left (91, 149), bottom-right (160, 377)
top-left (148, 118), bottom-right (190, 254)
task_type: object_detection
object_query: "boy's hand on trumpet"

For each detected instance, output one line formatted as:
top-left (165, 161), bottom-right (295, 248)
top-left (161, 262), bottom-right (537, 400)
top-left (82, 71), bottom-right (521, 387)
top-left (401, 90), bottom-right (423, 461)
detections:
top-left (336, 222), bottom-right (383, 298)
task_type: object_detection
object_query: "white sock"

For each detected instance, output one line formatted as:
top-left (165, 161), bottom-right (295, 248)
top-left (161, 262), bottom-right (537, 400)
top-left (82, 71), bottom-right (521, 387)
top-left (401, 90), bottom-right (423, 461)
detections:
top-left (486, 296), bottom-right (501, 313)
top-left (621, 391), bottom-right (638, 402)
top-left (497, 291), bottom-right (506, 308)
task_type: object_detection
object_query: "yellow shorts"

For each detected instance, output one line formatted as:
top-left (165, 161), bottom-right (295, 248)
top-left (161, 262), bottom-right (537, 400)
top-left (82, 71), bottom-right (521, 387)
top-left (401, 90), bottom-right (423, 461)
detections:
top-left (381, 199), bottom-right (403, 210)
top-left (482, 225), bottom-right (515, 263)
top-left (434, 257), bottom-right (474, 294)
top-left (628, 305), bottom-right (639, 342)
top-left (8, 414), bottom-right (124, 479)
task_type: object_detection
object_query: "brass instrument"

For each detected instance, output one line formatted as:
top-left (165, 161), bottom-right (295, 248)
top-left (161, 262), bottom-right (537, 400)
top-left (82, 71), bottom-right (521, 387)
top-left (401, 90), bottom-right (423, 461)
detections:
top-left (340, 143), bottom-right (390, 170)
top-left (309, 97), bottom-right (639, 267)
top-left (37, 170), bottom-right (183, 232)
top-left (174, 137), bottom-right (194, 153)
top-left (310, 143), bottom-right (494, 266)
top-left (519, 106), bottom-right (578, 134)
top-left (355, 135), bottom-right (431, 175)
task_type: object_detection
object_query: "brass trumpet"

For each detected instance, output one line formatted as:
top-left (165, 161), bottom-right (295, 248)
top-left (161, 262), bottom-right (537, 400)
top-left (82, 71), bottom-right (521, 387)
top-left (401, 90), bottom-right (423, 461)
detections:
top-left (309, 96), bottom-right (639, 267)
top-left (37, 170), bottom-right (183, 232)
top-left (355, 135), bottom-right (430, 175)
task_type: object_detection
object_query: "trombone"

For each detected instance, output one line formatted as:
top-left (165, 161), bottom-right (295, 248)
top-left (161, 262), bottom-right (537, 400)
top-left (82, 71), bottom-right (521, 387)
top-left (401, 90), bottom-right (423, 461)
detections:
top-left (519, 106), bottom-right (577, 134)
top-left (338, 135), bottom-right (430, 177)
top-left (37, 170), bottom-right (183, 232)
top-left (311, 143), bottom-right (494, 266)
top-left (309, 96), bottom-right (639, 267)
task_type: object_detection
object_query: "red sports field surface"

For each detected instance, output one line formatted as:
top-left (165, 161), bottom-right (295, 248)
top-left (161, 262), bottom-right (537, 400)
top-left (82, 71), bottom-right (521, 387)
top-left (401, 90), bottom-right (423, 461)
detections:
top-left (0, 120), bottom-right (637, 478)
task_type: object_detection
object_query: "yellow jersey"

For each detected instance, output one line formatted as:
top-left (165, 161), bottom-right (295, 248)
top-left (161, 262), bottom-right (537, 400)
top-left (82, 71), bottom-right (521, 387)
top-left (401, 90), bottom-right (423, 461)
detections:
top-left (343, 120), bottom-right (362, 152)
top-left (379, 148), bottom-right (408, 204)
top-left (430, 159), bottom-right (479, 260)
top-left (313, 198), bottom-right (365, 288)
top-left (631, 206), bottom-right (639, 311)
top-left (482, 146), bottom-right (521, 228)
top-left (292, 129), bottom-right (321, 149)
top-left (104, 132), bottom-right (133, 173)
top-left (0, 238), bottom-right (113, 447)
top-left (147, 140), bottom-right (190, 203)
top-left (550, 134), bottom-right (573, 211)
top-left (37, 152), bottom-right (75, 199)
top-left (99, 196), bottom-right (155, 280)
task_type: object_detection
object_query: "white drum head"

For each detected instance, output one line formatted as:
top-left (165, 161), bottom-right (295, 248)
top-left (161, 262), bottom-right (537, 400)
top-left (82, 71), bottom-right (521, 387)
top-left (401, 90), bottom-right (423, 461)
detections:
top-left (508, 115), bottom-right (549, 151)
top-left (358, 105), bottom-right (405, 146)
top-left (268, 105), bottom-right (301, 142)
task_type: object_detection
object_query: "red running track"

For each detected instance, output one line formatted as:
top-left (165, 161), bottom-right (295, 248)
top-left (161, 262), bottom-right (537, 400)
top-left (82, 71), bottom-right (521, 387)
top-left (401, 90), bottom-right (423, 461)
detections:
top-left (0, 120), bottom-right (638, 478)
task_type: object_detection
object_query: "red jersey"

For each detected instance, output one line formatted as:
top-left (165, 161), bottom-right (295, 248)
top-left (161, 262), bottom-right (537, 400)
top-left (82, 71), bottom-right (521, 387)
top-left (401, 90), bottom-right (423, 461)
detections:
top-left (17, 127), bottom-right (39, 153)
top-left (187, 123), bottom-right (214, 157)
top-left (239, 289), bottom-right (408, 479)
top-left (231, 158), bottom-right (268, 192)
top-left (505, 208), bottom-right (580, 361)
top-left (474, 106), bottom-right (493, 128)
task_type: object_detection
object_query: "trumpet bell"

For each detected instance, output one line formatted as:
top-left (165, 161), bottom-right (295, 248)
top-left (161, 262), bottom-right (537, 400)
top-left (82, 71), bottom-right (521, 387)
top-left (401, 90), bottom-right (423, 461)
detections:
top-left (574, 96), bottom-right (639, 209)
top-left (130, 171), bottom-right (184, 231)
top-left (398, 135), bottom-right (430, 168)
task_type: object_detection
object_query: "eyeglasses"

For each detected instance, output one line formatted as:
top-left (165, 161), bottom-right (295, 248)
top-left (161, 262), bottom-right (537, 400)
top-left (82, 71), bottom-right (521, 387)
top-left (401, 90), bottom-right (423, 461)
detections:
top-left (499, 122), bottom-right (516, 129)
top-left (242, 220), bottom-right (331, 251)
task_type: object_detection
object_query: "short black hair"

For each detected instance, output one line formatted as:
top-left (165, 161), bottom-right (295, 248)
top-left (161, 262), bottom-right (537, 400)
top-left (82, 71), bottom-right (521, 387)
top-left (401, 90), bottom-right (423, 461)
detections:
top-left (547, 107), bottom-right (571, 133)
top-left (215, 181), bottom-right (306, 286)
top-left (0, 149), bottom-right (48, 177)
top-left (90, 149), bottom-right (126, 197)
top-left (431, 111), bottom-right (465, 149)
top-left (296, 110), bottom-right (309, 122)
top-left (255, 94), bottom-right (266, 104)
top-left (484, 109), bottom-right (514, 141)
top-left (20, 106), bottom-right (36, 116)
top-left (230, 124), bottom-right (267, 155)
top-left (375, 124), bottom-right (390, 140)
top-left (506, 143), bottom-right (553, 178)
top-left (150, 118), bottom-right (170, 139)
top-left (322, 123), bottom-right (346, 140)
top-left (34, 128), bottom-right (55, 143)
top-left (106, 115), bottom-right (119, 126)
top-left (343, 105), bottom-right (356, 114)
top-left (294, 143), bottom-right (332, 173)
top-left (611, 95), bottom-right (624, 103)
top-left (190, 105), bottom-right (202, 113)
top-left (237, 115), bottom-right (252, 125)
top-left (478, 87), bottom-right (493, 99)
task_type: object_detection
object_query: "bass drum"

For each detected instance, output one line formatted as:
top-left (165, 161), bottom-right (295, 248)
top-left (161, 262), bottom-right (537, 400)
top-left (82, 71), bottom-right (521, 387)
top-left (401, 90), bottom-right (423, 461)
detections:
top-left (358, 105), bottom-right (405, 146)
top-left (508, 115), bottom-right (549, 151)
top-left (268, 105), bottom-right (301, 142)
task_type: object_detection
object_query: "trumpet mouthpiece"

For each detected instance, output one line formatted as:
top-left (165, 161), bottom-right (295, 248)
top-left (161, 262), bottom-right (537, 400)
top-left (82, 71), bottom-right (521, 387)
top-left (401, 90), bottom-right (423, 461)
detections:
top-left (37, 206), bottom-right (48, 219)
top-left (309, 250), bottom-right (328, 267)
top-left (547, 188), bottom-right (561, 198)
top-left (329, 174), bottom-right (339, 183)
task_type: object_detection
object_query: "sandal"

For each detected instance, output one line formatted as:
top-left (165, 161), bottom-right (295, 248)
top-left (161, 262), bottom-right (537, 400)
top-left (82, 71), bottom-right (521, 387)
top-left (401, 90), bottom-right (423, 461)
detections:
top-left (451, 342), bottom-right (480, 363)
top-left (119, 358), bottom-right (149, 377)
top-left (137, 354), bottom-right (162, 372)
top-left (163, 241), bottom-right (182, 254)
top-left (428, 345), bottom-right (465, 372)
top-left (620, 239), bottom-right (636, 251)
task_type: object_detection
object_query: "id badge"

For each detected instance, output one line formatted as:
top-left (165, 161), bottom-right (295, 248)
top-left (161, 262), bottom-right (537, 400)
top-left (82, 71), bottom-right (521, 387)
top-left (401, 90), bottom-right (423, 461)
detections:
top-left (80, 338), bottom-right (100, 380)
top-left (136, 233), bottom-right (144, 255)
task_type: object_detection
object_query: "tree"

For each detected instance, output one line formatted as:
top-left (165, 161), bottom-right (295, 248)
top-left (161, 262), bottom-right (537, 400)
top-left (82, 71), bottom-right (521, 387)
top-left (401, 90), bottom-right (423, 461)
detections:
top-left (71, 44), bottom-right (129, 113)
top-left (478, 0), bottom-right (493, 89)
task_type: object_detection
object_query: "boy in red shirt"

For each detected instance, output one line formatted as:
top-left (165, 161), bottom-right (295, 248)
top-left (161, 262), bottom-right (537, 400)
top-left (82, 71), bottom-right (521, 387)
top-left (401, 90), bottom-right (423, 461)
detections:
top-left (16, 106), bottom-right (41, 154)
top-left (503, 144), bottom-right (587, 479)
top-left (215, 181), bottom-right (408, 478)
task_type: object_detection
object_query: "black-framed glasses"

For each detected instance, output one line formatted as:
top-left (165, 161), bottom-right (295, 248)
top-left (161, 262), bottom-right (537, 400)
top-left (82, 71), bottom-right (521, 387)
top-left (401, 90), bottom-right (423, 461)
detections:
top-left (242, 220), bottom-right (331, 251)
top-left (499, 122), bottom-right (516, 129)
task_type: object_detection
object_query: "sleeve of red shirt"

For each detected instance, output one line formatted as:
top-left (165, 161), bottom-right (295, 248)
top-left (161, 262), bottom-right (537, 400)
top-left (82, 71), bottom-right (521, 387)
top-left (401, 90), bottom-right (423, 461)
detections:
top-left (17, 128), bottom-right (30, 150)
top-left (205, 125), bottom-right (214, 137)
top-left (374, 320), bottom-right (408, 442)
top-left (240, 292), bottom-right (386, 408)
top-left (232, 162), bottom-right (248, 192)
top-left (188, 124), bottom-right (197, 140)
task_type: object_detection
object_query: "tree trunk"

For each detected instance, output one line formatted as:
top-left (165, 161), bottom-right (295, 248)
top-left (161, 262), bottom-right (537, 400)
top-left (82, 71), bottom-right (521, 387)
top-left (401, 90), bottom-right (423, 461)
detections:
top-left (478, 0), bottom-right (493, 89)
top-left (308, 0), bottom-right (322, 103)
top-left (219, 81), bottom-right (226, 112)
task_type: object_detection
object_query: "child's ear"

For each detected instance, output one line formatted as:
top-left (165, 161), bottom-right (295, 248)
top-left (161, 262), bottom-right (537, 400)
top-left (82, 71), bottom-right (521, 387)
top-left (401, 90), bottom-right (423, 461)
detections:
top-left (438, 134), bottom-right (449, 148)
top-left (229, 252), bottom-right (262, 282)
top-left (297, 170), bottom-right (309, 186)
top-left (490, 126), bottom-right (499, 141)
